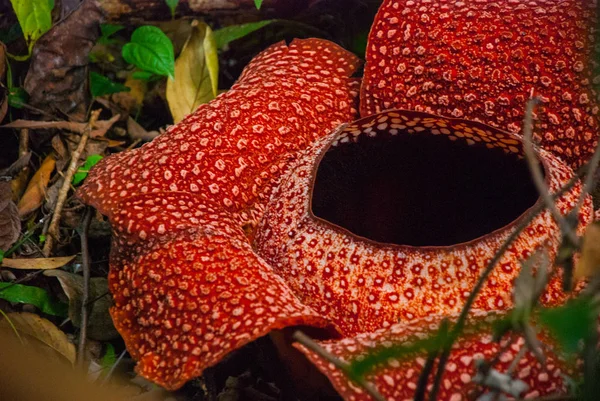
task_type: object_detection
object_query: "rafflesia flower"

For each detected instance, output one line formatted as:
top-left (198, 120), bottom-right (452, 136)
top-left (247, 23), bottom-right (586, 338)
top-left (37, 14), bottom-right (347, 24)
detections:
top-left (78, 1), bottom-right (598, 400)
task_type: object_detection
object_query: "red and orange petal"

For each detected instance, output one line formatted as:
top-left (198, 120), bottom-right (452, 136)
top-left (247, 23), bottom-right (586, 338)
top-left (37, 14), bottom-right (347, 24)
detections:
top-left (108, 193), bottom-right (337, 390)
top-left (360, 0), bottom-right (599, 168)
top-left (76, 38), bottom-right (362, 389)
top-left (77, 38), bottom-right (360, 223)
top-left (256, 110), bottom-right (593, 336)
top-left (297, 312), bottom-right (571, 401)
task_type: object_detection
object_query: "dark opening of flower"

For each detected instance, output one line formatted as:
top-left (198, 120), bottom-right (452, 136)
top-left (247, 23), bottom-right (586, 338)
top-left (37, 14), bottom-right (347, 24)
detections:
top-left (312, 122), bottom-right (540, 246)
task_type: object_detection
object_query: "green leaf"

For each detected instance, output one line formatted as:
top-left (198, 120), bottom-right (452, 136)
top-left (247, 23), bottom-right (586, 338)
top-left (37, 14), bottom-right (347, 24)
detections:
top-left (0, 250), bottom-right (4, 264)
top-left (8, 87), bottom-right (28, 109)
top-left (101, 343), bottom-right (116, 370)
top-left (165, 0), bottom-right (178, 18)
top-left (72, 154), bottom-right (103, 186)
top-left (0, 282), bottom-right (68, 317)
top-left (131, 70), bottom-right (157, 81)
top-left (98, 23), bottom-right (124, 45)
top-left (122, 25), bottom-right (175, 79)
top-left (213, 20), bottom-right (274, 49)
top-left (539, 297), bottom-right (599, 354)
top-left (254, 0), bottom-right (263, 9)
top-left (166, 21), bottom-right (219, 123)
top-left (9, 0), bottom-right (54, 53)
top-left (90, 72), bottom-right (130, 98)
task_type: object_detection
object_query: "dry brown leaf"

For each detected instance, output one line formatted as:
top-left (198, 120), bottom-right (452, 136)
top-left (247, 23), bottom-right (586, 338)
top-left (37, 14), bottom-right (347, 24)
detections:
top-left (107, 139), bottom-right (126, 147)
top-left (23, 0), bottom-right (104, 120)
top-left (0, 312), bottom-right (76, 364)
top-left (127, 117), bottom-right (159, 141)
top-left (166, 20), bottom-right (218, 123)
top-left (0, 181), bottom-right (20, 251)
top-left (1, 255), bottom-right (76, 269)
top-left (111, 74), bottom-right (147, 115)
top-left (575, 222), bottom-right (600, 280)
top-left (45, 270), bottom-right (118, 341)
top-left (17, 153), bottom-right (55, 216)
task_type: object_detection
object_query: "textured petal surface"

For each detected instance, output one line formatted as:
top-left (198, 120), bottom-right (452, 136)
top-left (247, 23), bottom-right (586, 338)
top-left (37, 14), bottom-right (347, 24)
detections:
top-left (360, 0), bottom-right (599, 168)
top-left (79, 38), bottom-right (361, 223)
top-left (109, 193), bottom-right (335, 389)
top-left (297, 312), bottom-right (571, 401)
top-left (77, 38), bottom-right (361, 389)
top-left (256, 110), bottom-right (593, 336)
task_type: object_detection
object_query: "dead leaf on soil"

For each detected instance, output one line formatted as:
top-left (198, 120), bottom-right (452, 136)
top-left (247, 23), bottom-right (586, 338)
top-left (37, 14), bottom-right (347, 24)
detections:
top-left (23, 0), bottom-right (104, 120)
top-left (44, 270), bottom-right (118, 341)
top-left (0, 312), bottom-right (76, 364)
top-left (17, 153), bottom-right (56, 216)
top-left (167, 20), bottom-right (219, 123)
top-left (1, 255), bottom-right (76, 269)
top-left (111, 74), bottom-right (147, 115)
top-left (127, 117), bottom-right (159, 141)
top-left (0, 181), bottom-right (20, 251)
top-left (575, 222), bottom-right (600, 280)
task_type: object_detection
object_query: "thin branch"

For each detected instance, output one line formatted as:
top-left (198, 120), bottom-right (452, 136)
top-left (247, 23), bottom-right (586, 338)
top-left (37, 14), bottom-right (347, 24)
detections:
top-left (43, 109), bottom-right (100, 256)
top-left (522, 98), bottom-right (579, 246)
top-left (414, 352), bottom-right (437, 401)
top-left (292, 330), bottom-right (387, 401)
top-left (101, 349), bottom-right (127, 385)
top-left (573, 138), bottom-right (600, 213)
top-left (77, 206), bottom-right (93, 367)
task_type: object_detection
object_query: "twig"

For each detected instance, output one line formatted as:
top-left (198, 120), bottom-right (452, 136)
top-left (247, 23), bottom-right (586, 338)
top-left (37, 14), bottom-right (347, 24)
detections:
top-left (522, 98), bottom-right (579, 246)
top-left (414, 352), bottom-right (437, 401)
top-left (573, 138), bottom-right (600, 213)
top-left (77, 206), bottom-right (93, 367)
top-left (101, 349), bottom-right (127, 384)
top-left (428, 167), bottom-right (587, 401)
top-left (43, 109), bottom-right (100, 256)
top-left (292, 330), bottom-right (387, 401)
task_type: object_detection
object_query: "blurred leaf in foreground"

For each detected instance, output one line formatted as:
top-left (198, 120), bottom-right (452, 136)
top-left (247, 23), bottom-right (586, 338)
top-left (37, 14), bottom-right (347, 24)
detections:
top-left (539, 297), bottom-right (598, 354)
top-left (167, 20), bottom-right (218, 123)
top-left (0, 312), bottom-right (75, 364)
top-left (575, 222), bottom-right (600, 280)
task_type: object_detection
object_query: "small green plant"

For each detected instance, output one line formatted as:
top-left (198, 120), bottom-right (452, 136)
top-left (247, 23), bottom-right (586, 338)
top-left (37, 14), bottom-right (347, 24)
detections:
top-left (89, 72), bottom-right (130, 98)
top-left (165, 0), bottom-right (178, 18)
top-left (122, 25), bottom-right (175, 80)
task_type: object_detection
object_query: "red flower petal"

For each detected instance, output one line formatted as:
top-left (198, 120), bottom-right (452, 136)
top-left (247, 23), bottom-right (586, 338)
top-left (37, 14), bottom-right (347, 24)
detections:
top-left (76, 38), bottom-right (361, 389)
top-left (360, 0), bottom-right (599, 168)
top-left (109, 192), bottom-right (337, 389)
top-left (257, 110), bottom-right (593, 336)
top-left (296, 312), bottom-right (571, 401)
